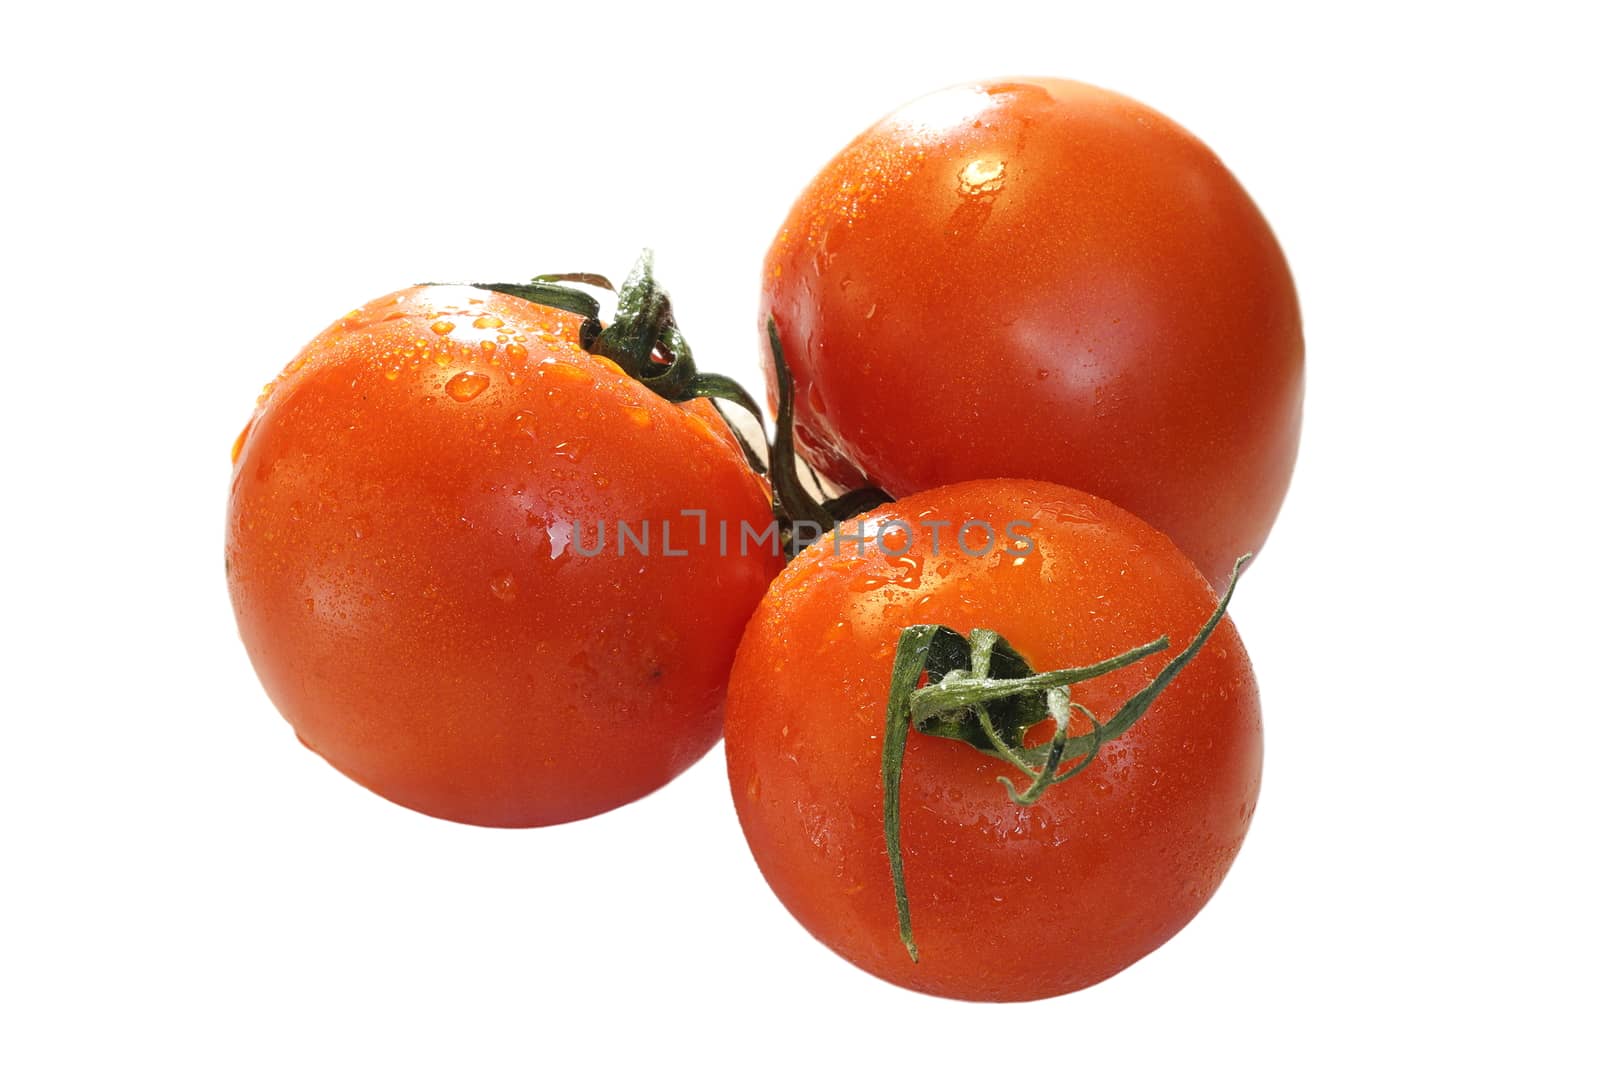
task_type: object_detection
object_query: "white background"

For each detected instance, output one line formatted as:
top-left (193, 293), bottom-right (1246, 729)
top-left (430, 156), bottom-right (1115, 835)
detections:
top-left (4, 2), bottom-right (1595, 1063)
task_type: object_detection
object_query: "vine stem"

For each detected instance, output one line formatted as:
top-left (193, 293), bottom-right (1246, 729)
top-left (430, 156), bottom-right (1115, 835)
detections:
top-left (765, 317), bottom-right (891, 554)
top-left (437, 265), bottom-right (894, 549)
top-left (880, 554), bottom-right (1250, 962)
top-left (451, 252), bottom-right (770, 472)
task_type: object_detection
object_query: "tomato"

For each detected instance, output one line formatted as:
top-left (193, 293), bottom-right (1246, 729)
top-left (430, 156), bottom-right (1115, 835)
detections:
top-left (227, 284), bottom-right (781, 827)
top-left (760, 78), bottom-right (1303, 589)
top-left (724, 479), bottom-right (1261, 1000)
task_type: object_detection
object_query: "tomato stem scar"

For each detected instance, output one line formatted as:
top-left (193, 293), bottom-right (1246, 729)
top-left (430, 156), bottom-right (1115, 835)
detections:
top-left (879, 554), bottom-right (1250, 962)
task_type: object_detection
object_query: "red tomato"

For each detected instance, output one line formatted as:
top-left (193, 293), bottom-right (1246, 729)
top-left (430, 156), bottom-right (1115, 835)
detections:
top-left (227, 286), bottom-right (780, 827)
top-left (761, 78), bottom-right (1303, 588)
top-left (725, 479), bottom-right (1261, 1000)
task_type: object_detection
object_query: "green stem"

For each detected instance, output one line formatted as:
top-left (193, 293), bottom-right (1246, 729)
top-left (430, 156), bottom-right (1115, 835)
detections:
top-left (462, 253), bottom-right (768, 466)
top-left (1048, 706), bottom-right (1103, 786)
top-left (1021, 553), bottom-right (1250, 764)
top-left (765, 317), bottom-right (892, 555)
top-left (881, 626), bottom-right (942, 962)
top-left (879, 555), bottom-right (1251, 963)
top-left (978, 708), bottom-right (1048, 781)
top-left (909, 638), bottom-right (1169, 724)
top-left (766, 318), bottom-right (842, 535)
top-left (1005, 690), bottom-right (1073, 804)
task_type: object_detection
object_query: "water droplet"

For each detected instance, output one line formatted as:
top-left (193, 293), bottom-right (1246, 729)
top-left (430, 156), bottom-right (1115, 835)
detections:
top-left (445, 371), bottom-right (490, 402)
top-left (592, 472), bottom-right (610, 489)
top-left (431, 320), bottom-right (455, 335)
top-left (553, 440), bottom-right (584, 461)
top-left (478, 339), bottom-right (498, 355)
top-left (626, 406), bottom-right (652, 428)
top-left (538, 358), bottom-right (587, 383)
top-left (511, 410), bottom-right (538, 437)
top-left (489, 572), bottom-right (517, 601)
top-left (432, 350), bottom-right (453, 367)
top-left (505, 342), bottom-right (528, 360)
top-left (473, 314), bottom-right (503, 329)
top-left (958, 158), bottom-right (1006, 194)
top-left (1032, 500), bottom-right (1099, 524)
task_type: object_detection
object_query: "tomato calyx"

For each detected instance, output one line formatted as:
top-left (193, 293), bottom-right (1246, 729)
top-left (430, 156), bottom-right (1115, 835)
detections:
top-left (463, 252), bottom-right (770, 473)
top-left (880, 555), bottom-right (1250, 962)
top-left (764, 317), bottom-right (893, 555)
top-left (437, 256), bottom-right (895, 557)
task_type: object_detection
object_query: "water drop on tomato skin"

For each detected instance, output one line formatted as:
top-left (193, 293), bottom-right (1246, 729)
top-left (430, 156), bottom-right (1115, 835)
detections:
top-left (431, 320), bottom-right (456, 335)
top-left (538, 358), bottom-right (587, 384)
top-left (489, 572), bottom-right (517, 601)
top-left (445, 372), bottom-right (490, 402)
top-left (510, 410), bottom-right (539, 438)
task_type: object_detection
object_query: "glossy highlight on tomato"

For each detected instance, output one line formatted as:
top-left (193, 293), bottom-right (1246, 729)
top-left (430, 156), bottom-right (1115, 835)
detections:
top-left (725, 479), bottom-right (1261, 1000)
top-left (761, 78), bottom-right (1303, 588)
top-left (227, 286), bottom-right (781, 827)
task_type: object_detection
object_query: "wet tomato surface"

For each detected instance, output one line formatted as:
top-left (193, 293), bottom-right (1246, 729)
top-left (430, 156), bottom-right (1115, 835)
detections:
top-left (228, 286), bottom-right (780, 827)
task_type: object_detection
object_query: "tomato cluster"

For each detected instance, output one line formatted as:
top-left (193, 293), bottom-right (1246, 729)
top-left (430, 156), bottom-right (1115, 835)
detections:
top-left (228, 77), bottom-right (1298, 1000)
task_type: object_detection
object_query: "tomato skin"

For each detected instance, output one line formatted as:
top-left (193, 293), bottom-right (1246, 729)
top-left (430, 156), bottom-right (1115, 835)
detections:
top-left (227, 286), bottom-right (780, 827)
top-left (761, 78), bottom-right (1303, 589)
top-left (724, 479), bottom-right (1261, 1000)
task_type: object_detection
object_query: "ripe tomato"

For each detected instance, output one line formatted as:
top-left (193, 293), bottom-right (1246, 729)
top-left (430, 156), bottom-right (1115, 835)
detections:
top-left (761, 78), bottom-right (1303, 588)
top-left (724, 479), bottom-right (1261, 1000)
top-left (227, 285), bottom-right (780, 827)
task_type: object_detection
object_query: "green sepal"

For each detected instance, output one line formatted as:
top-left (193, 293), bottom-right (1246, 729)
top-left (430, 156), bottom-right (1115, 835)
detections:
top-left (911, 628), bottom-right (1051, 754)
top-left (470, 280), bottom-right (600, 321)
